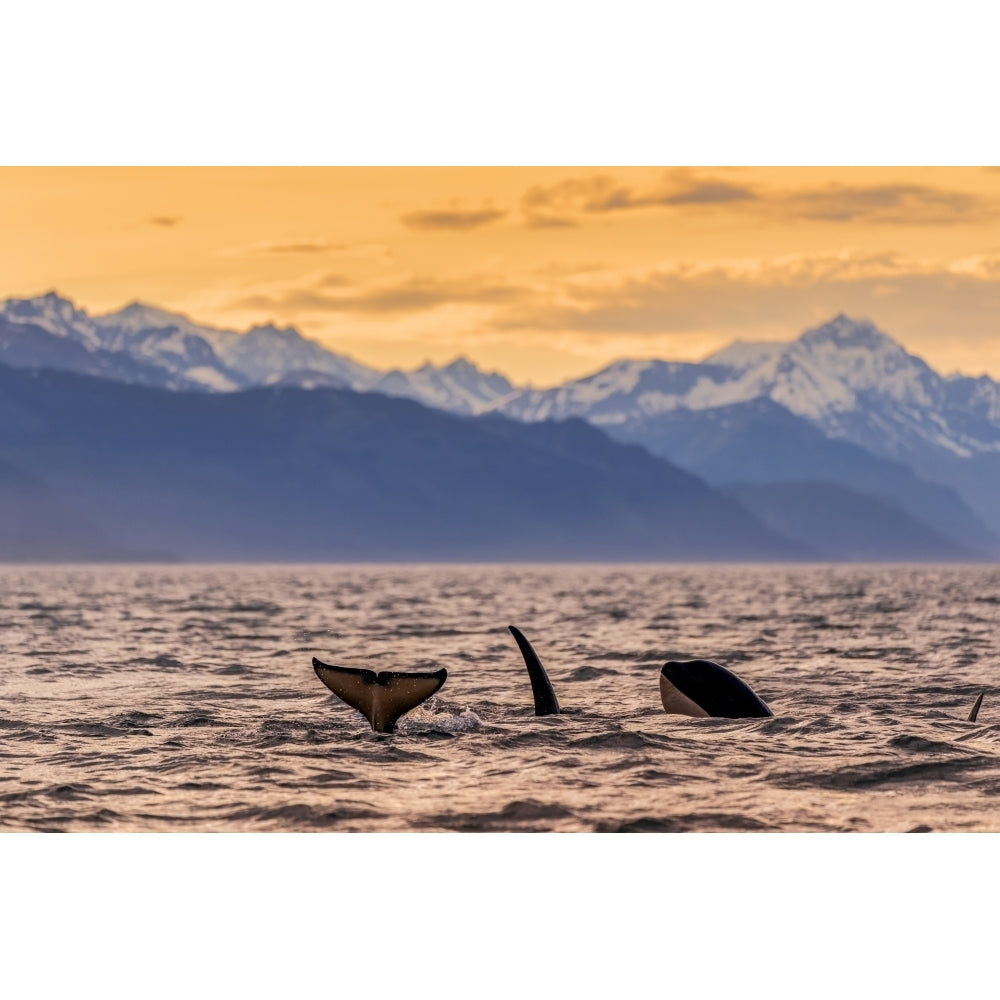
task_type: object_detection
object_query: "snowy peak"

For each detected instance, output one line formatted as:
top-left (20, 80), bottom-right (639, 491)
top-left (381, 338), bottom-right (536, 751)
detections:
top-left (705, 340), bottom-right (784, 373)
top-left (0, 290), bottom-right (525, 409)
top-left (244, 322), bottom-right (301, 342)
top-left (90, 301), bottom-right (244, 389)
top-left (224, 322), bottom-right (376, 385)
top-left (800, 313), bottom-right (898, 351)
top-left (435, 356), bottom-right (484, 380)
top-left (369, 356), bottom-right (516, 415)
top-left (784, 315), bottom-right (937, 414)
top-left (796, 315), bottom-right (918, 385)
top-left (1, 291), bottom-right (104, 348)
top-left (498, 358), bottom-right (733, 424)
top-left (0, 292), bottom-right (377, 393)
top-left (439, 356), bottom-right (514, 395)
top-left (96, 301), bottom-right (219, 338)
top-left (7, 294), bottom-right (994, 470)
top-left (493, 313), bottom-right (1000, 463)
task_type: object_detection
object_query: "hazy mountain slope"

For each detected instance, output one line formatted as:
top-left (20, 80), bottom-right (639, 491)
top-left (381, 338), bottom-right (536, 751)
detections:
top-left (902, 449), bottom-right (1000, 539)
top-left (603, 398), bottom-right (1000, 556)
top-left (724, 481), bottom-right (977, 562)
top-left (0, 364), bottom-right (806, 562)
top-left (0, 459), bottom-right (161, 561)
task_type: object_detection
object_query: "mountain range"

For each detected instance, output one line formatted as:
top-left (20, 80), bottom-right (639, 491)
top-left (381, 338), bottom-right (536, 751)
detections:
top-left (0, 363), bottom-right (805, 562)
top-left (0, 293), bottom-right (516, 410)
top-left (2, 291), bottom-right (999, 562)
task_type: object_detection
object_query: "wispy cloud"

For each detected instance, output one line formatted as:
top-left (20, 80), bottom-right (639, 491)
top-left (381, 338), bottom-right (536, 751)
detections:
top-left (400, 206), bottom-right (506, 231)
top-left (218, 240), bottom-right (391, 260)
top-left (521, 170), bottom-right (757, 226)
top-left (219, 244), bottom-right (1000, 379)
top-left (520, 171), bottom-right (990, 227)
top-left (784, 184), bottom-right (982, 224)
top-left (948, 253), bottom-right (1000, 279)
top-left (149, 215), bottom-right (182, 227)
top-left (486, 251), bottom-right (1000, 343)
top-left (260, 239), bottom-right (337, 254)
top-left (231, 249), bottom-right (996, 332)
top-left (233, 273), bottom-right (527, 316)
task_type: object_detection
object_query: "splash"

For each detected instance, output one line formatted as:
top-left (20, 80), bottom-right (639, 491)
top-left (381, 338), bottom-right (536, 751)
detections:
top-left (397, 701), bottom-right (482, 735)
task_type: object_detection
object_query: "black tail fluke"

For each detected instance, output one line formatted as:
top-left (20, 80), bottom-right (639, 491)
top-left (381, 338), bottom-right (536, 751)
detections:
top-left (313, 657), bottom-right (446, 733)
top-left (508, 625), bottom-right (560, 716)
top-left (968, 691), bottom-right (984, 723)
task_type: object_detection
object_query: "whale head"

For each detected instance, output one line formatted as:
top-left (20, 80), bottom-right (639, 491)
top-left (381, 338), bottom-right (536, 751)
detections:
top-left (659, 659), bottom-right (772, 719)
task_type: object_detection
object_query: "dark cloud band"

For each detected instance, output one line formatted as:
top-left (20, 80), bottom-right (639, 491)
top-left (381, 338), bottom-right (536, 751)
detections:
top-left (401, 207), bottom-right (506, 231)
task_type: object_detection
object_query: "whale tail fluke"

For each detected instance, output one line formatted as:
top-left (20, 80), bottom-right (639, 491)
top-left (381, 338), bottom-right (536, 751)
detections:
top-left (313, 657), bottom-right (446, 733)
top-left (508, 625), bottom-right (560, 715)
top-left (968, 691), bottom-right (985, 723)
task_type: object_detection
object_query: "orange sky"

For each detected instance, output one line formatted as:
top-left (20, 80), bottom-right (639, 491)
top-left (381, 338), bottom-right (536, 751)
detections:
top-left (3, 166), bottom-right (1000, 385)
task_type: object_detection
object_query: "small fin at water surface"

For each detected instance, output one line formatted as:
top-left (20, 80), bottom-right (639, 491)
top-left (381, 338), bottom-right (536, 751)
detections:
top-left (312, 657), bottom-right (446, 734)
top-left (507, 625), bottom-right (560, 716)
top-left (968, 692), bottom-right (984, 723)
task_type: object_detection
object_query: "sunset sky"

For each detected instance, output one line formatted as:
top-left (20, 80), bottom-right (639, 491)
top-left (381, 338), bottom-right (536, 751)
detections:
top-left (3, 166), bottom-right (1000, 386)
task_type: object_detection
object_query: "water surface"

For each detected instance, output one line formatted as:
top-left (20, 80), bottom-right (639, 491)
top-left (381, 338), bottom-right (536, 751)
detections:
top-left (2, 564), bottom-right (998, 832)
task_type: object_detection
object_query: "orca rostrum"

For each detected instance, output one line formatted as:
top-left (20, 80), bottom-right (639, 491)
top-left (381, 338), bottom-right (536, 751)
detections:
top-left (313, 657), bottom-right (447, 733)
top-left (659, 659), bottom-right (772, 719)
top-left (507, 625), bottom-right (561, 716)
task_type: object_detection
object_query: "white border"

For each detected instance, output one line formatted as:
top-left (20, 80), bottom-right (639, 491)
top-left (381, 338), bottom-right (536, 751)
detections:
top-left (3, 2), bottom-right (999, 165)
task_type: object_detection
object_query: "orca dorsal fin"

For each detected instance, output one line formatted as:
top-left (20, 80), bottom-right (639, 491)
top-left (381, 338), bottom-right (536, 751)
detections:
top-left (313, 657), bottom-right (446, 733)
top-left (508, 625), bottom-right (560, 716)
top-left (969, 691), bottom-right (985, 723)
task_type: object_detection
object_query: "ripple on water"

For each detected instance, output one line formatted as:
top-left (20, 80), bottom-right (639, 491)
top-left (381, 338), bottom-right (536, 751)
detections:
top-left (5, 564), bottom-right (1000, 831)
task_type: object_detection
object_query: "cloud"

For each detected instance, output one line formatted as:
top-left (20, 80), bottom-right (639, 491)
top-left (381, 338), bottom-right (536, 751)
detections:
top-left (521, 176), bottom-right (617, 226)
top-left (260, 240), bottom-right (337, 254)
top-left (233, 274), bottom-right (528, 316)
top-left (231, 249), bottom-right (989, 335)
top-left (521, 170), bottom-right (757, 225)
top-left (219, 240), bottom-right (391, 260)
top-left (783, 184), bottom-right (983, 224)
top-left (220, 245), bottom-right (1000, 380)
top-left (520, 171), bottom-right (989, 227)
top-left (663, 179), bottom-right (757, 205)
top-left (949, 254), bottom-right (1000, 279)
top-left (524, 212), bottom-right (579, 229)
top-left (485, 252), bottom-right (1000, 346)
top-left (400, 207), bottom-right (506, 231)
top-left (149, 216), bottom-right (182, 227)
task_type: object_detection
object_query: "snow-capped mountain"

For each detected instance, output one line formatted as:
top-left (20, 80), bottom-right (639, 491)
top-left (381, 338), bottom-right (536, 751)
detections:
top-left (1, 291), bottom-right (105, 348)
top-left (496, 314), bottom-right (1000, 462)
top-left (93, 299), bottom-right (515, 406)
top-left (492, 314), bottom-right (1000, 541)
top-left (0, 293), bottom-right (515, 411)
top-left (0, 293), bottom-right (242, 390)
top-left (0, 292), bottom-right (209, 389)
top-left (10, 296), bottom-right (1000, 467)
top-left (6, 291), bottom-right (1000, 557)
top-left (365, 358), bottom-right (515, 415)
top-left (94, 303), bottom-right (377, 390)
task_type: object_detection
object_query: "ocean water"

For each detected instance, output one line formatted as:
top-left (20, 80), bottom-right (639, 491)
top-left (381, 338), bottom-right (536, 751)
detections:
top-left (2, 563), bottom-right (999, 833)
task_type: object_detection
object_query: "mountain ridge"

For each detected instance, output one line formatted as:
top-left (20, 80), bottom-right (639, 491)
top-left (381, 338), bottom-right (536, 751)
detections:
top-left (5, 291), bottom-right (1000, 548)
top-left (0, 361), bottom-right (807, 563)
